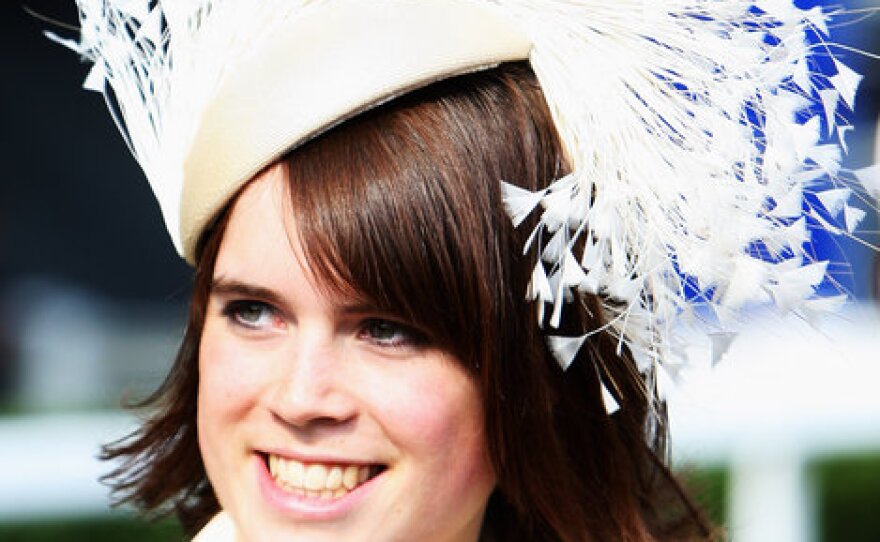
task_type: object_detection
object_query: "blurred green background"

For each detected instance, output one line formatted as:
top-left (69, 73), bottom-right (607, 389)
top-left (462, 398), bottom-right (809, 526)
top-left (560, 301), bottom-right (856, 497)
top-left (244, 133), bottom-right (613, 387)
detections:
top-left (2, 455), bottom-right (880, 541)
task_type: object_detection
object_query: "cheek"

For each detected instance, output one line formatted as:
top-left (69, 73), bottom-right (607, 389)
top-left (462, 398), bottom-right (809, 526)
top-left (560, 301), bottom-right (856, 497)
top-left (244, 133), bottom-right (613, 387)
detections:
top-left (368, 362), bottom-right (493, 480)
top-left (197, 323), bottom-right (269, 451)
top-left (198, 323), bottom-right (267, 410)
top-left (197, 322), bottom-right (281, 506)
top-left (382, 366), bottom-right (496, 524)
top-left (387, 382), bottom-right (477, 447)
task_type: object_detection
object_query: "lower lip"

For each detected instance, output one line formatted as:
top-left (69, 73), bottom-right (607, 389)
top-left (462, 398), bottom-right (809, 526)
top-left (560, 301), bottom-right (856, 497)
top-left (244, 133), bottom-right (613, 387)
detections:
top-left (255, 455), bottom-right (379, 521)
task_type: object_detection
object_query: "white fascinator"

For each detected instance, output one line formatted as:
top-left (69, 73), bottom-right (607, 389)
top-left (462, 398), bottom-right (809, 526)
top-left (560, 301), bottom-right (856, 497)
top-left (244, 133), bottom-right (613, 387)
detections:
top-left (52, 0), bottom-right (877, 404)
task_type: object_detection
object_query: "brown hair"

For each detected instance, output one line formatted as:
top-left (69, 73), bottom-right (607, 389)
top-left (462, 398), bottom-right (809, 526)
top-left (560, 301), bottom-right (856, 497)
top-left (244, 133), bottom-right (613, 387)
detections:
top-left (103, 62), bottom-right (712, 541)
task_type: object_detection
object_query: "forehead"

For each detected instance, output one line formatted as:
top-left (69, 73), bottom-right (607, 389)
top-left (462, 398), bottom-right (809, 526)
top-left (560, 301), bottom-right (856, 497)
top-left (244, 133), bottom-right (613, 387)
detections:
top-left (212, 165), bottom-right (304, 290)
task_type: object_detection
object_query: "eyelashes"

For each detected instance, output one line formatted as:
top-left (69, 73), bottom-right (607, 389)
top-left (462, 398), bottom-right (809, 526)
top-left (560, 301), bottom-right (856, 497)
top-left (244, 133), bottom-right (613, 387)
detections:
top-left (357, 318), bottom-right (427, 348)
top-left (220, 300), bottom-right (427, 348)
top-left (222, 300), bottom-right (284, 331)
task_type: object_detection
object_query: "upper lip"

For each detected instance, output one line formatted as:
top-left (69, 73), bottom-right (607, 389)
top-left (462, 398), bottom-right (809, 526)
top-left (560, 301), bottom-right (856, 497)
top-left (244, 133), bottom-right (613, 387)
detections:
top-left (258, 448), bottom-right (385, 467)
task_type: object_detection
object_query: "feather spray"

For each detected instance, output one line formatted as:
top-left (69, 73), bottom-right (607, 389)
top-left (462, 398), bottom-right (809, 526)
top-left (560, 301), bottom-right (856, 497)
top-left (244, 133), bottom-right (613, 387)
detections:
top-left (52, 0), bottom-right (876, 410)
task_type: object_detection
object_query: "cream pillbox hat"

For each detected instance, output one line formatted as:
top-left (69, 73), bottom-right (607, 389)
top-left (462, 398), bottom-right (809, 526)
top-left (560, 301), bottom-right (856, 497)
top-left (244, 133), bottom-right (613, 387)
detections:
top-left (56, 0), bottom-right (873, 380)
top-left (183, 3), bottom-right (530, 264)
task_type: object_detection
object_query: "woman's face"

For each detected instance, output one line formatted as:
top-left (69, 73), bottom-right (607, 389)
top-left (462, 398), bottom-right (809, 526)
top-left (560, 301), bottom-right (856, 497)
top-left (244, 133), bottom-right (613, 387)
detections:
top-left (197, 165), bottom-right (496, 542)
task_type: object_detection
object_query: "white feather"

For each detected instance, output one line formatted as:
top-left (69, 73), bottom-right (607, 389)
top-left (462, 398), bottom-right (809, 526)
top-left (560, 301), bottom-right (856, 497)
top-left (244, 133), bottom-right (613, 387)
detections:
top-left (501, 181), bottom-right (546, 228)
top-left (831, 57), bottom-right (863, 111)
top-left (541, 228), bottom-right (568, 264)
top-left (799, 294), bottom-right (847, 326)
top-left (709, 331), bottom-right (738, 366)
top-left (804, 6), bottom-right (830, 37)
top-left (816, 188), bottom-right (852, 218)
top-left (768, 260), bottom-right (828, 312)
top-left (721, 256), bottom-right (769, 310)
top-left (854, 164), bottom-right (880, 198)
top-left (600, 382), bottom-right (620, 415)
top-left (843, 205), bottom-right (867, 234)
top-left (82, 63), bottom-right (106, 92)
top-left (539, 182), bottom-right (575, 232)
top-left (807, 207), bottom-right (843, 236)
top-left (837, 125), bottom-right (854, 155)
top-left (527, 261), bottom-right (553, 304)
top-left (70, 0), bottom-right (318, 252)
top-left (64, 0), bottom-right (871, 415)
top-left (499, 0), bottom-right (868, 379)
top-left (807, 144), bottom-right (843, 176)
top-left (818, 89), bottom-right (840, 136)
top-left (768, 187), bottom-right (805, 219)
top-left (561, 250), bottom-right (589, 289)
top-left (546, 334), bottom-right (588, 371)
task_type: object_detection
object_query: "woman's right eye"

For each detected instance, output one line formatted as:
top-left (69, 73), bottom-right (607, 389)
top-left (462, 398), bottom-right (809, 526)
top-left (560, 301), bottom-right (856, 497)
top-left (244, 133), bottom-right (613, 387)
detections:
top-left (222, 300), bottom-right (284, 331)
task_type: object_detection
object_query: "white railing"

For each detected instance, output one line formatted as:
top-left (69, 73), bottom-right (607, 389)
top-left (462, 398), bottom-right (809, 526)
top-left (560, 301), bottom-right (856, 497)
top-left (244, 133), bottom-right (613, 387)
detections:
top-left (669, 304), bottom-right (880, 542)
top-left (0, 411), bottom-right (135, 520)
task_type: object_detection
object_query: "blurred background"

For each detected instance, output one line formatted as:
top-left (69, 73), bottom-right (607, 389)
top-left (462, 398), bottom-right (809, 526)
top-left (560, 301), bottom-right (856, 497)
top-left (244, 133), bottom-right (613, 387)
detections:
top-left (1, 1), bottom-right (879, 541)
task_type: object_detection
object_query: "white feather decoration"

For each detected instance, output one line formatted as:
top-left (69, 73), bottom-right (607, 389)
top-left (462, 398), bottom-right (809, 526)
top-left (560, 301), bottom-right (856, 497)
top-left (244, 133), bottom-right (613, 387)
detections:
top-left (54, 0), bottom-right (874, 409)
top-left (496, 0), bottom-right (872, 374)
top-left (52, 0), bottom-right (319, 253)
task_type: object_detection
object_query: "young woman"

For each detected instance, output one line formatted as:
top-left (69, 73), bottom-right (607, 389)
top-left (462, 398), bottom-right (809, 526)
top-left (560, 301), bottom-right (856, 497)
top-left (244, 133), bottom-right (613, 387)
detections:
top-left (60, 1), bottom-right (862, 540)
top-left (100, 64), bottom-right (710, 541)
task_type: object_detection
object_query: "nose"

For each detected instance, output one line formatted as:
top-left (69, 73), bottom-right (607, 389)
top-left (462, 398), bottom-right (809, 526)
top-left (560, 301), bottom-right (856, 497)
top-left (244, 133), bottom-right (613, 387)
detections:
top-left (264, 333), bottom-right (358, 429)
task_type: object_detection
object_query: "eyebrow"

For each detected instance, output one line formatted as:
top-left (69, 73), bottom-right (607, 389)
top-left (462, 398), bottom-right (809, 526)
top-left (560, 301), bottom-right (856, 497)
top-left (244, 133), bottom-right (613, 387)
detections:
top-left (209, 276), bottom-right (376, 315)
top-left (210, 278), bottom-right (287, 307)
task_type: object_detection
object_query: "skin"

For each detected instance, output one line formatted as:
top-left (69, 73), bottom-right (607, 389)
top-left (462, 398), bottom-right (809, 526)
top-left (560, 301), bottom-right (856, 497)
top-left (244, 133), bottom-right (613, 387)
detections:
top-left (197, 164), bottom-right (496, 542)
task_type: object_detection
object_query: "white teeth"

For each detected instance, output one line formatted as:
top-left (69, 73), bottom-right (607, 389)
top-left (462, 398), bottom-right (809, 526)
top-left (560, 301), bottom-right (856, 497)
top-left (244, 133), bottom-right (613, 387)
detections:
top-left (326, 466), bottom-right (343, 490)
top-left (289, 460), bottom-right (304, 487)
top-left (304, 464), bottom-right (327, 490)
top-left (343, 465), bottom-right (359, 490)
top-left (268, 455), bottom-right (380, 498)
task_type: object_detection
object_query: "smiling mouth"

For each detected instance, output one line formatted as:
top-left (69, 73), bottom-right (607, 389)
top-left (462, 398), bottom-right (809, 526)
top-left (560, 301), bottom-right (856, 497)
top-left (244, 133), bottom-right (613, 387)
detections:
top-left (266, 454), bottom-right (385, 499)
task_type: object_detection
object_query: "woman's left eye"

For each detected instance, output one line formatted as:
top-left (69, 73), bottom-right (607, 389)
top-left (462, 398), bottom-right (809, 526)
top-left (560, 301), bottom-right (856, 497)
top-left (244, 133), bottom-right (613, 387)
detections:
top-left (359, 318), bottom-right (425, 348)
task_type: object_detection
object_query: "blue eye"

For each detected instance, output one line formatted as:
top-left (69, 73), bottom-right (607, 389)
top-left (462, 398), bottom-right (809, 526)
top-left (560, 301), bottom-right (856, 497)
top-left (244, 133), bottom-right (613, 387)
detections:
top-left (360, 319), bottom-right (425, 347)
top-left (223, 300), bottom-right (281, 330)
